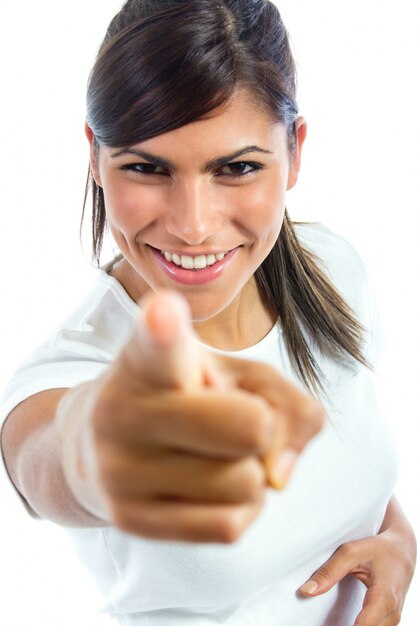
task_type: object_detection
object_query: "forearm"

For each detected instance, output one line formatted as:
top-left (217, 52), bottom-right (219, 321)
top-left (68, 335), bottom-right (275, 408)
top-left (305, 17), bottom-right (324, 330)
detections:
top-left (16, 421), bottom-right (105, 527)
top-left (380, 495), bottom-right (416, 535)
top-left (379, 495), bottom-right (416, 574)
top-left (1, 387), bottom-right (108, 528)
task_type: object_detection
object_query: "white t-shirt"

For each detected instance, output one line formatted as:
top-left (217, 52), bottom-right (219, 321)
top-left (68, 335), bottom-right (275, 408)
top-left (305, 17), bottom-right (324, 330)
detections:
top-left (0, 223), bottom-right (398, 626)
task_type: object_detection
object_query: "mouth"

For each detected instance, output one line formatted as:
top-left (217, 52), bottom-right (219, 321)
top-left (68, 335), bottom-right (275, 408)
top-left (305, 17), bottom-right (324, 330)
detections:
top-left (157, 248), bottom-right (231, 271)
top-left (147, 245), bottom-right (240, 285)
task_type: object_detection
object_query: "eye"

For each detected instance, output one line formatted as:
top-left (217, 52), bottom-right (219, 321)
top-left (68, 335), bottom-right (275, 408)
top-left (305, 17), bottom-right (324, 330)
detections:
top-left (217, 161), bottom-right (264, 178)
top-left (120, 162), bottom-right (169, 176)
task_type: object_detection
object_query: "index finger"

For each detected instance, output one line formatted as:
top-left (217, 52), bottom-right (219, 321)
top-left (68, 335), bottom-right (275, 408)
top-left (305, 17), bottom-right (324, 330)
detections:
top-left (220, 356), bottom-right (324, 442)
top-left (98, 386), bottom-right (275, 459)
top-left (217, 357), bottom-right (325, 484)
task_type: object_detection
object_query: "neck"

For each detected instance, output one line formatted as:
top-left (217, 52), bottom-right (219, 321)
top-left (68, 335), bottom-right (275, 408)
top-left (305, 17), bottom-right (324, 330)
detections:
top-left (192, 280), bottom-right (276, 351)
top-left (109, 258), bottom-right (276, 352)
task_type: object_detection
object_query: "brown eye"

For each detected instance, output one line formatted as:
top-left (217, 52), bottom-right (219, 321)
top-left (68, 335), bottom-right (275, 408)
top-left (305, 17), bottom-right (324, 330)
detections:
top-left (121, 163), bottom-right (168, 175)
top-left (218, 162), bottom-right (263, 177)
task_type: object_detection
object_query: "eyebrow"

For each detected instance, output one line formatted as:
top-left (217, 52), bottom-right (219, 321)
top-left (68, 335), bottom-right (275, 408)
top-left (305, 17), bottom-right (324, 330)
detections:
top-left (110, 145), bottom-right (273, 171)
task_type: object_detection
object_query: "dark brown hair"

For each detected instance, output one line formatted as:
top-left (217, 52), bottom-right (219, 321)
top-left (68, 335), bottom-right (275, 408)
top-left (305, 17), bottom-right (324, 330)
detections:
top-left (82, 0), bottom-right (369, 395)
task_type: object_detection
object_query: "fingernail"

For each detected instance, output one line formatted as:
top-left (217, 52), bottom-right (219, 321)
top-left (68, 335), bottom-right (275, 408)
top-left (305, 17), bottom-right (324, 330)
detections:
top-left (271, 448), bottom-right (297, 489)
top-left (300, 580), bottom-right (319, 594)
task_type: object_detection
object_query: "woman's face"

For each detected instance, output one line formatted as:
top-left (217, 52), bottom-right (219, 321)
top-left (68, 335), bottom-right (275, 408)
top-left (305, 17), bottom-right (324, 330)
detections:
top-left (86, 91), bottom-right (306, 327)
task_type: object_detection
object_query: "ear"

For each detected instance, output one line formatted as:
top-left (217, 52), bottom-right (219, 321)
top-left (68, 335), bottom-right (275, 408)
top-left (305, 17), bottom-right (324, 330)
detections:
top-left (287, 116), bottom-right (307, 190)
top-left (85, 122), bottom-right (103, 187)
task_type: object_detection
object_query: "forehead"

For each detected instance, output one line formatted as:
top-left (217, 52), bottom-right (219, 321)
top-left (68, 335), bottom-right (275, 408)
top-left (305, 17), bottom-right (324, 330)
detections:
top-left (103, 93), bottom-right (288, 162)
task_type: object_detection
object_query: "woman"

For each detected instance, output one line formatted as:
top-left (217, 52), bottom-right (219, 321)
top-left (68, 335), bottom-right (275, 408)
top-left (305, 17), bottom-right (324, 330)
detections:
top-left (0, 1), bottom-right (415, 624)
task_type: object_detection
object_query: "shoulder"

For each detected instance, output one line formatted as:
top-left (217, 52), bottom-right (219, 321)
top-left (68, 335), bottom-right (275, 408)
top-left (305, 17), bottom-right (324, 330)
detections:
top-left (50, 270), bottom-right (139, 357)
top-left (293, 222), bottom-right (384, 365)
top-left (0, 271), bottom-right (139, 422)
top-left (293, 222), bottom-right (366, 279)
top-left (293, 222), bottom-right (368, 304)
top-left (10, 270), bottom-right (138, 381)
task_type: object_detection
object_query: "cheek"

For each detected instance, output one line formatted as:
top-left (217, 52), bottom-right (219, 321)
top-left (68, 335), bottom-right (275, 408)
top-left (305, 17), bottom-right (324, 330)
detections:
top-left (233, 178), bottom-right (287, 236)
top-left (102, 178), bottom-right (161, 233)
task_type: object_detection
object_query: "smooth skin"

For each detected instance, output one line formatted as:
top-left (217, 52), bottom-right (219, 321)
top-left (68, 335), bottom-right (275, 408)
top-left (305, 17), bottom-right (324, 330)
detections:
top-left (1, 90), bottom-right (415, 625)
top-left (300, 496), bottom-right (416, 625)
top-left (55, 289), bottom-right (324, 539)
top-left (87, 90), bottom-right (303, 349)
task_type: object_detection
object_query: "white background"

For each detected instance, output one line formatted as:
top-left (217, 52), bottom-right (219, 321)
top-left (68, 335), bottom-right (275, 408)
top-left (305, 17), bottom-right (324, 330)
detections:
top-left (0, 0), bottom-right (416, 624)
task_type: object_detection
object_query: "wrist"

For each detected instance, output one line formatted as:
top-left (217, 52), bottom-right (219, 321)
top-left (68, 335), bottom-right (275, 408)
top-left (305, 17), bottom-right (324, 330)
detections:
top-left (55, 381), bottom-right (111, 523)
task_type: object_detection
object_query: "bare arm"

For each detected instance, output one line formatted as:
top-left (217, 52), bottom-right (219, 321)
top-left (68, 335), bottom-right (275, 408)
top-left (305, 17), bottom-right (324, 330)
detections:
top-left (379, 494), bottom-right (416, 541)
top-left (0, 291), bottom-right (323, 542)
top-left (1, 388), bottom-right (106, 527)
top-left (300, 495), bottom-right (416, 624)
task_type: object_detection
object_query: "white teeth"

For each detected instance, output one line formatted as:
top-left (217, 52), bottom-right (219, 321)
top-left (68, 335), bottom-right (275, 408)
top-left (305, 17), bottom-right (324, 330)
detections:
top-left (180, 255), bottom-right (194, 270)
top-left (194, 255), bottom-right (207, 269)
top-left (162, 250), bottom-right (229, 270)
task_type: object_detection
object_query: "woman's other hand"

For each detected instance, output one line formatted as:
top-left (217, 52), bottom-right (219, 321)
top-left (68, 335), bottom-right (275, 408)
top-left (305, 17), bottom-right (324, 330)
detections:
top-left (299, 496), bottom-right (416, 625)
top-left (56, 289), bottom-right (324, 543)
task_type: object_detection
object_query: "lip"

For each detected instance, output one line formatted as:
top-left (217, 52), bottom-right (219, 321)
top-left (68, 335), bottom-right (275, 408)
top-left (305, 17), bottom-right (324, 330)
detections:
top-left (155, 247), bottom-right (232, 258)
top-left (148, 245), bottom-right (240, 286)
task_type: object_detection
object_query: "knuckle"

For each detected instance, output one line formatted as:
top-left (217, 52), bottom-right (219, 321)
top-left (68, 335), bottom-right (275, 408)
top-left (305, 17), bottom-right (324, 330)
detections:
top-left (336, 541), bottom-right (357, 560)
top-left (239, 458), bottom-right (266, 501)
top-left (235, 359), bottom-right (281, 392)
top-left (289, 400), bottom-right (325, 450)
top-left (253, 361), bottom-right (278, 379)
top-left (240, 359), bottom-right (273, 378)
top-left (243, 397), bottom-right (274, 452)
top-left (299, 399), bottom-right (325, 431)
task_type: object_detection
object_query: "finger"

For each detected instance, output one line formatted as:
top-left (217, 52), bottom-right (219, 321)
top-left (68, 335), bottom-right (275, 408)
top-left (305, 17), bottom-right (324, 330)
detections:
top-left (354, 585), bottom-right (401, 626)
top-left (229, 357), bottom-right (324, 443)
top-left (299, 543), bottom-right (363, 596)
top-left (97, 387), bottom-right (275, 458)
top-left (122, 290), bottom-right (206, 391)
top-left (98, 446), bottom-right (266, 504)
top-left (227, 359), bottom-right (324, 487)
top-left (109, 491), bottom-right (266, 543)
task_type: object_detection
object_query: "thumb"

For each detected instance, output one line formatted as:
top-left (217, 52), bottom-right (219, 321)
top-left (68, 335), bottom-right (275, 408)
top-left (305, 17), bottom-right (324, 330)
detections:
top-left (299, 545), bottom-right (357, 596)
top-left (131, 289), bottom-right (205, 391)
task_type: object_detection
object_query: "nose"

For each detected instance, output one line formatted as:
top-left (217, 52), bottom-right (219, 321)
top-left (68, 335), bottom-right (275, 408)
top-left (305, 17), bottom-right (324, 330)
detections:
top-left (164, 178), bottom-right (224, 245)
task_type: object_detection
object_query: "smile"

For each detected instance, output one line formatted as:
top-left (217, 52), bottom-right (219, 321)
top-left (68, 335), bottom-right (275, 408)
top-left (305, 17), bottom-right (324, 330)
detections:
top-left (148, 245), bottom-right (240, 286)
top-left (160, 250), bottom-right (228, 271)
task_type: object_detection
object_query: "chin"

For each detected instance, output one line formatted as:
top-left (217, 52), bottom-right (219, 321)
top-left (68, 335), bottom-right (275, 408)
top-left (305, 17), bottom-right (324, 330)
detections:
top-left (184, 291), bottom-right (241, 323)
